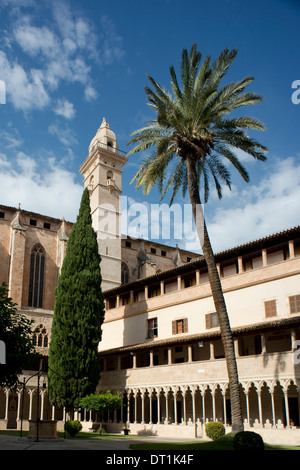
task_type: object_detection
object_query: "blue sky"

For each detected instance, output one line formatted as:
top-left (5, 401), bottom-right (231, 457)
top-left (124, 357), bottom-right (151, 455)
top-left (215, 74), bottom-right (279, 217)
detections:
top-left (0, 0), bottom-right (299, 253)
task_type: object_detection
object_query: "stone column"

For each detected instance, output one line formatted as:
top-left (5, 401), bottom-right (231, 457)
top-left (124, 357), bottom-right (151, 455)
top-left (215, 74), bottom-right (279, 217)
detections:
top-left (261, 334), bottom-right (266, 354)
top-left (192, 388), bottom-right (196, 424)
top-left (222, 389), bottom-right (227, 425)
top-left (165, 388), bottom-right (169, 424)
top-left (4, 389), bottom-right (9, 423)
top-left (284, 390), bottom-right (290, 427)
top-left (201, 389), bottom-right (206, 427)
top-left (173, 389), bottom-right (177, 424)
top-left (238, 256), bottom-right (244, 273)
top-left (149, 389), bottom-right (153, 424)
top-left (141, 389), bottom-right (145, 424)
top-left (212, 387), bottom-right (216, 422)
top-left (157, 389), bottom-right (161, 424)
top-left (182, 389), bottom-right (186, 424)
top-left (149, 350), bottom-right (154, 367)
top-left (17, 390), bottom-right (22, 425)
top-left (126, 390), bottom-right (130, 423)
top-left (271, 391), bottom-right (276, 427)
top-left (160, 281), bottom-right (164, 295)
top-left (257, 389), bottom-right (263, 426)
top-left (134, 390), bottom-right (138, 424)
top-left (262, 249), bottom-right (268, 267)
top-left (132, 353), bottom-right (136, 369)
top-left (168, 348), bottom-right (172, 365)
top-left (245, 389), bottom-right (250, 425)
top-left (289, 240), bottom-right (295, 259)
top-left (120, 395), bottom-right (124, 423)
top-left (29, 390), bottom-right (34, 420)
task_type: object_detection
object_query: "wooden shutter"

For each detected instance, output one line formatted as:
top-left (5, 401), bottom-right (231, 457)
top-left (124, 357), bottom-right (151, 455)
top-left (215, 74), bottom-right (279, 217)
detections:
top-left (205, 314), bottom-right (211, 329)
top-left (265, 300), bottom-right (277, 318)
top-left (172, 320), bottom-right (177, 335)
top-left (289, 295), bottom-right (300, 314)
top-left (183, 318), bottom-right (188, 333)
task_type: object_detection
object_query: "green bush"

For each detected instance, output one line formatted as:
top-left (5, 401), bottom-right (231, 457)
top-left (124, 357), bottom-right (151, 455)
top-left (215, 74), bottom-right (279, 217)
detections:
top-left (64, 420), bottom-right (83, 437)
top-left (233, 431), bottom-right (264, 450)
top-left (205, 421), bottom-right (226, 440)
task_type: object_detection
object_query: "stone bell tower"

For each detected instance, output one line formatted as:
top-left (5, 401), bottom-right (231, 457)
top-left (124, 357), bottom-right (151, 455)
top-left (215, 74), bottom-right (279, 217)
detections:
top-left (79, 117), bottom-right (128, 291)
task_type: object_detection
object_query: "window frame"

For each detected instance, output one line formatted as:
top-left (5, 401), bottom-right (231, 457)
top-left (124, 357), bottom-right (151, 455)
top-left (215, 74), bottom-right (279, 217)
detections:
top-left (147, 317), bottom-right (158, 339)
top-left (205, 312), bottom-right (219, 329)
top-left (289, 294), bottom-right (300, 314)
top-left (172, 318), bottom-right (188, 335)
top-left (264, 299), bottom-right (277, 318)
top-left (28, 244), bottom-right (45, 308)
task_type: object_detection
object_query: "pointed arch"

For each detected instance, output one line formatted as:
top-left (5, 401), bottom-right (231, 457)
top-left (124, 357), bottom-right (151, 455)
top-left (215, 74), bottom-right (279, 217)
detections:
top-left (28, 244), bottom-right (45, 308)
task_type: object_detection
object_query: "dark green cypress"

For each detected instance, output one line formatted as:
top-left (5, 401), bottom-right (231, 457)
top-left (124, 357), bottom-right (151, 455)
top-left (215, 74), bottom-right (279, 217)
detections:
top-left (48, 188), bottom-right (105, 409)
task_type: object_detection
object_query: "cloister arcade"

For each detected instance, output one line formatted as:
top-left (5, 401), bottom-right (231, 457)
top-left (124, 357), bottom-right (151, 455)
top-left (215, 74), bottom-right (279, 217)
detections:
top-left (1, 377), bottom-right (299, 433)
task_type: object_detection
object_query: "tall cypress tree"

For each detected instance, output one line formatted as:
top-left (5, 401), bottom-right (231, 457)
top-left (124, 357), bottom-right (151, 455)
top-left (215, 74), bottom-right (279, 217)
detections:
top-left (48, 188), bottom-right (105, 409)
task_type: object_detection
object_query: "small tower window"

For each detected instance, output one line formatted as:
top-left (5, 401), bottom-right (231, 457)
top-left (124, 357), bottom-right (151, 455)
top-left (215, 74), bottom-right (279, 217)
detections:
top-left (121, 262), bottom-right (130, 285)
top-left (106, 170), bottom-right (113, 180)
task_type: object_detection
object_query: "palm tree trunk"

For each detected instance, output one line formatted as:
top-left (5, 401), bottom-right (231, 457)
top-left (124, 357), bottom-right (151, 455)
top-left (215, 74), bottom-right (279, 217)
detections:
top-left (186, 157), bottom-right (243, 432)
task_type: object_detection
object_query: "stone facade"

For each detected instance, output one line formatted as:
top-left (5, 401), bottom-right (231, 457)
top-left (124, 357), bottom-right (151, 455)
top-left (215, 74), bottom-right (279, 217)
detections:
top-left (0, 118), bottom-right (299, 444)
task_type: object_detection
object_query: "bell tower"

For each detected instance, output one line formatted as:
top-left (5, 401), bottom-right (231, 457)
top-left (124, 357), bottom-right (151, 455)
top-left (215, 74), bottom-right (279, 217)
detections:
top-left (79, 117), bottom-right (128, 291)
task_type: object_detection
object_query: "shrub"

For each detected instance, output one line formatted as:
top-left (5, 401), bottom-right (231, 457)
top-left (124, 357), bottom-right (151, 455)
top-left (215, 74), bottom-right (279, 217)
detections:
top-left (205, 421), bottom-right (226, 440)
top-left (64, 420), bottom-right (83, 437)
top-left (233, 431), bottom-right (264, 450)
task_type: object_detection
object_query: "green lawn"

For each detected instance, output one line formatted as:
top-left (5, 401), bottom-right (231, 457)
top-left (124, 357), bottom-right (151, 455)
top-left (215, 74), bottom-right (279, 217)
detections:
top-left (129, 433), bottom-right (300, 451)
top-left (0, 430), bottom-right (299, 450)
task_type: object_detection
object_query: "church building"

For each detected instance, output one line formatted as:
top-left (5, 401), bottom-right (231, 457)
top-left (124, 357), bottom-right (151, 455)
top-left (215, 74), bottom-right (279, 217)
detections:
top-left (0, 118), bottom-right (299, 444)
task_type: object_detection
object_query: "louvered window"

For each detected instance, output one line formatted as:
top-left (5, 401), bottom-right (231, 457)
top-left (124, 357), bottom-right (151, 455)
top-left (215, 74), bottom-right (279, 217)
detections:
top-left (289, 295), bottom-right (300, 314)
top-left (265, 300), bottom-right (277, 318)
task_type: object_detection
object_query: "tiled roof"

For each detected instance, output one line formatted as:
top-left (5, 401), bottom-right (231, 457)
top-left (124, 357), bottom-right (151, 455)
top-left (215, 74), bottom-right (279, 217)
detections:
top-left (104, 224), bottom-right (300, 296)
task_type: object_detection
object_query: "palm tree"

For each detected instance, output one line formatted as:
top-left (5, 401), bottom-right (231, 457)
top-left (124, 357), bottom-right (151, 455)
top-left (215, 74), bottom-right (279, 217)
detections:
top-left (126, 44), bottom-right (267, 432)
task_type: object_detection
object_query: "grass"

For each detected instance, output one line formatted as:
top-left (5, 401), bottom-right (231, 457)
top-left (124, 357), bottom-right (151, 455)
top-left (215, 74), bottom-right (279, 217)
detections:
top-left (0, 430), bottom-right (299, 450)
top-left (129, 433), bottom-right (300, 451)
top-left (0, 429), bottom-right (148, 440)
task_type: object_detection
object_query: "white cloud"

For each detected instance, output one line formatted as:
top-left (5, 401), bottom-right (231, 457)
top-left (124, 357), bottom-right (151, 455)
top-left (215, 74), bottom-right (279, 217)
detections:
top-left (100, 15), bottom-right (125, 65)
top-left (0, 51), bottom-right (50, 111)
top-left (84, 85), bottom-right (98, 102)
top-left (54, 98), bottom-right (76, 119)
top-left (48, 122), bottom-right (78, 147)
top-left (13, 22), bottom-right (60, 59)
top-left (0, 128), bottom-right (23, 148)
top-left (206, 156), bottom-right (300, 253)
top-left (0, 151), bottom-right (83, 221)
top-left (0, 3), bottom-right (125, 112)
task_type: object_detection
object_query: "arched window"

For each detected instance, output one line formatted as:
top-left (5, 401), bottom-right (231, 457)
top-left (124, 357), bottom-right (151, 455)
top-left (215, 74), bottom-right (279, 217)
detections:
top-left (28, 244), bottom-right (45, 308)
top-left (121, 262), bottom-right (129, 285)
top-left (32, 324), bottom-right (48, 349)
top-left (106, 170), bottom-right (113, 180)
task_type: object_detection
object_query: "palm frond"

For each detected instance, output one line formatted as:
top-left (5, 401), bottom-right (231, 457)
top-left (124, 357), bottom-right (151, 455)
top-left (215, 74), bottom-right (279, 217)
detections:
top-left (126, 43), bottom-right (267, 206)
